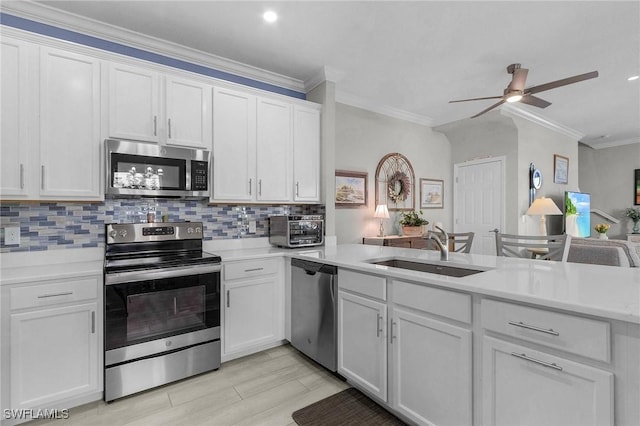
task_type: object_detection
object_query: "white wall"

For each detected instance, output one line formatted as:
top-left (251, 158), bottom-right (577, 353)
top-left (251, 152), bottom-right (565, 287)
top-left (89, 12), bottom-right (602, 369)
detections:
top-left (513, 116), bottom-right (579, 235)
top-left (335, 103), bottom-right (451, 244)
top-left (579, 143), bottom-right (640, 238)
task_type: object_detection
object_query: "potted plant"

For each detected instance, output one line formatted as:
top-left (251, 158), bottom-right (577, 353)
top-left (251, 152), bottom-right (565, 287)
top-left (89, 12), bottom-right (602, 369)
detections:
top-left (399, 210), bottom-right (429, 236)
top-left (594, 223), bottom-right (609, 239)
top-left (626, 207), bottom-right (640, 234)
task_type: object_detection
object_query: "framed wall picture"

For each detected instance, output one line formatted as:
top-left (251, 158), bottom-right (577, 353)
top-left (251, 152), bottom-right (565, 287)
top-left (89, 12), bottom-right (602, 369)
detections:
top-left (553, 154), bottom-right (569, 184)
top-left (635, 169), bottom-right (640, 205)
top-left (335, 170), bottom-right (367, 208)
top-left (420, 178), bottom-right (444, 209)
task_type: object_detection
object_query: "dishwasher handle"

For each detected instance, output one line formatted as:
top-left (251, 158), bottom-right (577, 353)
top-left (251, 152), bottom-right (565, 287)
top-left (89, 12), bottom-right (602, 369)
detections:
top-left (291, 258), bottom-right (337, 275)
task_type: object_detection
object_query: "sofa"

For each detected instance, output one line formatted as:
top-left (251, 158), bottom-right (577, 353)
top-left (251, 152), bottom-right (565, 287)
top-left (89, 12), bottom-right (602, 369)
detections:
top-left (567, 238), bottom-right (640, 267)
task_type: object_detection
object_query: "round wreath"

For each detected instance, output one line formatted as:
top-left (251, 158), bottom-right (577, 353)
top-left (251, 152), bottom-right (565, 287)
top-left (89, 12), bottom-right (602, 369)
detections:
top-left (387, 171), bottom-right (411, 204)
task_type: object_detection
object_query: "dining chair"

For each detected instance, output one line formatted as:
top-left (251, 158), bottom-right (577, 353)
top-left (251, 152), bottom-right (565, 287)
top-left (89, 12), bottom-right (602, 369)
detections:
top-left (425, 231), bottom-right (475, 253)
top-left (495, 233), bottom-right (572, 262)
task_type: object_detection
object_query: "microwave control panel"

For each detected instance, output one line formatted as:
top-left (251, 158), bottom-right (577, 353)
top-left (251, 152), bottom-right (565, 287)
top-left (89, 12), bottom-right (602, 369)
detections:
top-left (191, 161), bottom-right (209, 190)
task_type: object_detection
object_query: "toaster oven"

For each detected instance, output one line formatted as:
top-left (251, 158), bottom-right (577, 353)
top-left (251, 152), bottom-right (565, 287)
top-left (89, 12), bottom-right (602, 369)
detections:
top-left (269, 215), bottom-right (324, 248)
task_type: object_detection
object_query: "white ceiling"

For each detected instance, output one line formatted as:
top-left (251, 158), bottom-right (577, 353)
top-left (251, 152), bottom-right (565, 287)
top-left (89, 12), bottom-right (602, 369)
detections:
top-left (15, 1), bottom-right (640, 148)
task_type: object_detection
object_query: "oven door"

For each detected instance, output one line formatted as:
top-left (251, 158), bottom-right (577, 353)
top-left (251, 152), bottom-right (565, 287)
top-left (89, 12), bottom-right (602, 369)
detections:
top-left (104, 265), bottom-right (220, 365)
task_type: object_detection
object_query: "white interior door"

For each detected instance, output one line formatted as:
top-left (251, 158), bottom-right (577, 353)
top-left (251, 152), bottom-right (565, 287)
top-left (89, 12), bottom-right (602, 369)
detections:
top-left (454, 157), bottom-right (505, 255)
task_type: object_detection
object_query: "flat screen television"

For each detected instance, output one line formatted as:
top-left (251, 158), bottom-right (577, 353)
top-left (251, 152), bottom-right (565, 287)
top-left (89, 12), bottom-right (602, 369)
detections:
top-left (564, 191), bottom-right (591, 238)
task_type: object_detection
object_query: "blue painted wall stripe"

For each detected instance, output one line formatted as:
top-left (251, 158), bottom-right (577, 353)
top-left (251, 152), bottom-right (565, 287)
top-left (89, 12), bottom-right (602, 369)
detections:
top-left (0, 12), bottom-right (306, 99)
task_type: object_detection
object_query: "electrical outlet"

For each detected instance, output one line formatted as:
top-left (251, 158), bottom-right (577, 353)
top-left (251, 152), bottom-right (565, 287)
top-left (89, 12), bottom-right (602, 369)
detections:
top-left (248, 221), bottom-right (257, 234)
top-left (4, 226), bottom-right (20, 245)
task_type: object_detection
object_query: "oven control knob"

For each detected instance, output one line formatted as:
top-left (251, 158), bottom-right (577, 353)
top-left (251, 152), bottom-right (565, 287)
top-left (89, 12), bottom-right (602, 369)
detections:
top-left (195, 227), bottom-right (201, 234)
top-left (119, 230), bottom-right (128, 238)
top-left (109, 230), bottom-right (117, 238)
top-left (187, 227), bottom-right (193, 234)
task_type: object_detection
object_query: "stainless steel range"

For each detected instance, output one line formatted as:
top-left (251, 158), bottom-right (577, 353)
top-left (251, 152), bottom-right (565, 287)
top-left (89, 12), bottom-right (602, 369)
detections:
top-left (103, 222), bottom-right (221, 402)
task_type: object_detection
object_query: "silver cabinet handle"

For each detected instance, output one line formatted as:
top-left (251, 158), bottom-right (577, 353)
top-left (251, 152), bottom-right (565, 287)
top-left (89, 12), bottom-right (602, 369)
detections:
top-left (248, 178), bottom-right (252, 195)
top-left (153, 115), bottom-right (157, 136)
top-left (20, 164), bottom-right (24, 189)
top-left (296, 182), bottom-right (300, 196)
top-left (41, 165), bottom-right (45, 190)
top-left (37, 291), bottom-right (73, 299)
top-left (508, 321), bottom-right (560, 336)
top-left (389, 319), bottom-right (396, 344)
top-left (168, 118), bottom-right (172, 139)
top-left (258, 179), bottom-right (262, 196)
top-left (226, 290), bottom-right (230, 308)
top-left (244, 268), bottom-right (264, 272)
top-left (511, 352), bottom-right (563, 371)
top-left (376, 314), bottom-right (382, 337)
top-left (91, 311), bottom-right (95, 334)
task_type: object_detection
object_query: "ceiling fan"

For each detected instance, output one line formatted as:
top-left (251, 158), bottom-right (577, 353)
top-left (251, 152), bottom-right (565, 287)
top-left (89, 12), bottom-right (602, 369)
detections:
top-left (449, 63), bottom-right (598, 118)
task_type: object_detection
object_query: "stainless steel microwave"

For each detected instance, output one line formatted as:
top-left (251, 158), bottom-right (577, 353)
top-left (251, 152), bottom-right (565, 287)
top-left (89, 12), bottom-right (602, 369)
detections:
top-left (105, 139), bottom-right (210, 198)
top-left (269, 215), bottom-right (324, 248)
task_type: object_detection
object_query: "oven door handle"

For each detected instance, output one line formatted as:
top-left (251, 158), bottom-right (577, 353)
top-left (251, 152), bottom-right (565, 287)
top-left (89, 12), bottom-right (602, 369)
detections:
top-left (105, 264), bottom-right (222, 285)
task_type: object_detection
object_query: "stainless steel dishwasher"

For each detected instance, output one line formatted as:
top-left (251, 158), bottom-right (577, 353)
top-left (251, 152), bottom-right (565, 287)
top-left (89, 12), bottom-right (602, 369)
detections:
top-left (290, 258), bottom-right (338, 372)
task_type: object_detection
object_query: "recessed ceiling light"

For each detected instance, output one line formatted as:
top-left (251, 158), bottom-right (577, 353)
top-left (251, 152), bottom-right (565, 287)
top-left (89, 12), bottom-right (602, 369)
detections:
top-left (263, 10), bottom-right (278, 23)
top-left (628, 75), bottom-right (639, 81)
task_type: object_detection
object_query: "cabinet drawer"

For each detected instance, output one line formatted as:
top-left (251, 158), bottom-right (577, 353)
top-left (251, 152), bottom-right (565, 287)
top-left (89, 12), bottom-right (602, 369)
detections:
top-left (393, 280), bottom-right (471, 324)
top-left (481, 299), bottom-right (610, 362)
top-left (11, 277), bottom-right (99, 310)
top-left (338, 269), bottom-right (386, 301)
top-left (224, 258), bottom-right (279, 281)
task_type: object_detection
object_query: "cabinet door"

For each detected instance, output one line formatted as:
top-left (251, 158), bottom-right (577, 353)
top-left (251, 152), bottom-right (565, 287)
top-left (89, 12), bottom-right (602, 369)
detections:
top-left (338, 290), bottom-right (387, 402)
top-left (165, 76), bottom-right (212, 149)
top-left (224, 277), bottom-right (282, 355)
top-left (392, 307), bottom-right (472, 426)
top-left (256, 97), bottom-right (291, 201)
top-left (11, 302), bottom-right (99, 409)
top-left (212, 86), bottom-right (256, 201)
top-left (108, 63), bottom-right (160, 142)
top-left (1, 37), bottom-right (32, 198)
top-left (292, 105), bottom-right (321, 202)
top-left (39, 47), bottom-right (101, 198)
top-left (483, 336), bottom-right (613, 426)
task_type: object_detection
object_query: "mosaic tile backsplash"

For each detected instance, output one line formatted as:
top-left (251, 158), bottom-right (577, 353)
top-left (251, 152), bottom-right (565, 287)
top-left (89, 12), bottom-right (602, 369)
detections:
top-left (0, 200), bottom-right (324, 253)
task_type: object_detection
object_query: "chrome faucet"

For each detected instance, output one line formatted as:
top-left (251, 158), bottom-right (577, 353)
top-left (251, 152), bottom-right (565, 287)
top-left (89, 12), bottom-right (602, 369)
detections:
top-left (428, 226), bottom-right (449, 261)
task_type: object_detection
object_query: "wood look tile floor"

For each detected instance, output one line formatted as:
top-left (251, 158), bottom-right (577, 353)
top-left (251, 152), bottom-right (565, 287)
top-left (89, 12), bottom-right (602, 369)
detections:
top-left (28, 344), bottom-right (349, 426)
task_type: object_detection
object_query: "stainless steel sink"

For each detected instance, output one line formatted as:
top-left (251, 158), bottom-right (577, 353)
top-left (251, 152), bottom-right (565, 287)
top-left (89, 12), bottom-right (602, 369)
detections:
top-left (370, 259), bottom-right (485, 277)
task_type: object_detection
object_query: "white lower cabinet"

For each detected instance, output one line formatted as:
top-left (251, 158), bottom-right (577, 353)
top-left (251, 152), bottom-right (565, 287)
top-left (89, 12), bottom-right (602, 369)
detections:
top-left (222, 258), bottom-right (284, 359)
top-left (5, 275), bottom-right (102, 417)
top-left (392, 307), bottom-right (472, 426)
top-left (482, 336), bottom-right (613, 426)
top-left (337, 290), bottom-right (387, 402)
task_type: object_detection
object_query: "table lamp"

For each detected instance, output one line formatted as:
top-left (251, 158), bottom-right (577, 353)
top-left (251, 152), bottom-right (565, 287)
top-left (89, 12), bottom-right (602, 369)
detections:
top-left (374, 204), bottom-right (390, 237)
top-left (526, 197), bottom-right (562, 236)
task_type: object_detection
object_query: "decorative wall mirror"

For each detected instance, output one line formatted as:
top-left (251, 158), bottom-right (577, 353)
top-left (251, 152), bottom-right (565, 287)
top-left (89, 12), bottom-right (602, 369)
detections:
top-left (375, 153), bottom-right (415, 211)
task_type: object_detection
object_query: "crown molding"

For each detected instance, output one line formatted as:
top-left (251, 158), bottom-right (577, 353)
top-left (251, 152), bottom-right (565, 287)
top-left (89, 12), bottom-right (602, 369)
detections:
top-left (500, 103), bottom-right (585, 141)
top-left (1, 1), bottom-right (306, 93)
top-left (582, 136), bottom-right (640, 150)
top-left (335, 90), bottom-right (435, 127)
top-left (304, 66), bottom-right (345, 92)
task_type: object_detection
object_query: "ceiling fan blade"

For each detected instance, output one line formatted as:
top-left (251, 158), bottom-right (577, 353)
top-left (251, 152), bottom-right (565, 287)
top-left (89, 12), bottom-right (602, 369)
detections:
top-left (519, 95), bottom-right (552, 108)
top-left (470, 99), bottom-right (506, 118)
top-left (509, 68), bottom-right (529, 91)
top-left (526, 71), bottom-right (599, 95)
top-left (449, 95), bottom-right (503, 103)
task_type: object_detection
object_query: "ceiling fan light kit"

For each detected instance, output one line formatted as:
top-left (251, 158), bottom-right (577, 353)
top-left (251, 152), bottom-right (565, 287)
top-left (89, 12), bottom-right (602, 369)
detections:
top-left (450, 63), bottom-right (599, 118)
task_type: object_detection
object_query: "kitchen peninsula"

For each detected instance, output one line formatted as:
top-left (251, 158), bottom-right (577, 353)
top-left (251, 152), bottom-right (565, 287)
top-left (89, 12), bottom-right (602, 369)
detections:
top-left (290, 244), bottom-right (639, 426)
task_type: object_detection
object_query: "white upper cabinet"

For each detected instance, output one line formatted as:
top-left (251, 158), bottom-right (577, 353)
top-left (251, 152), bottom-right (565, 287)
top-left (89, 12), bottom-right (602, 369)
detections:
top-left (1, 37), bottom-right (32, 198)
top-left (39, 47), bottom-right (101, 198)
top-left (212, 87), bottom-right (320, 203)
top-left (108, 63), bottom-right (212, 149)
top-left (212, 86), bottom-right (256, 201)
top-left (164, 76), bottom-right (212, 149)
top-left (108, 63), bottom-right (160, 143)
top-left (293, 105), bottom-right (321, 202)
top-left (256, 97), bottom-right (292, 202)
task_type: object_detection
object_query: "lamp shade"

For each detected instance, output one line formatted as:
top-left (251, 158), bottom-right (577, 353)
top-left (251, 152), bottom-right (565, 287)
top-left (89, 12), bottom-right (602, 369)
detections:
top-left (374, 204), bottom-right (390, 219)
top-left (526, 197), bottom-right (562, 216)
